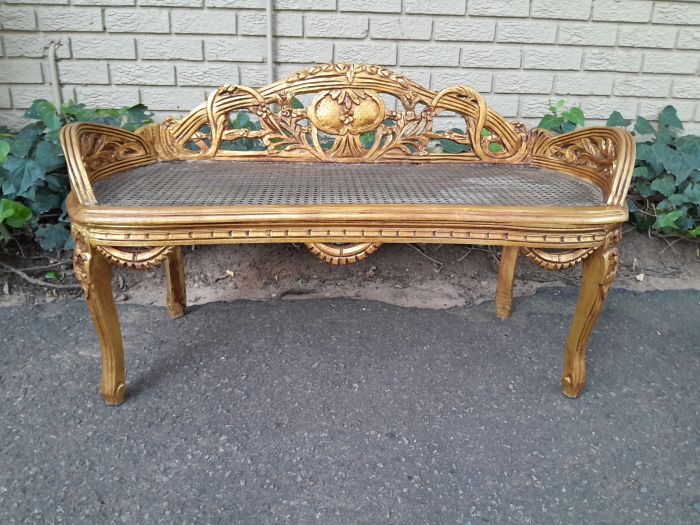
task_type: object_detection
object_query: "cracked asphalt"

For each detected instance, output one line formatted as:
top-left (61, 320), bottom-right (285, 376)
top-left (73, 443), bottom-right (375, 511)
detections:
top-left (1, 288), bottom-right (699, 524)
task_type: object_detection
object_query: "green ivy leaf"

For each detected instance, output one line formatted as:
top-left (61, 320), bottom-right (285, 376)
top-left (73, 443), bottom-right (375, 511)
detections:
top-left (291, 97), bottom-right (304, 109)
top-left (0, 140), bottom-right (10, 163)
top-left (636, 180), bottom-right (654, 198)
top-left (635, 143), bottom-right (662, 174)
top-left (688, 226), bottom-right (700, 238)
top-left (537, 114), bottom-right (561, 132)
top-left (0, 198), bottom-right (32, 228)
top-left (562, 107), bottom-right (584, 127)
top-left (654, 209), bottom-right (684, 230)
top-left (650, 174), bottom-right (677, 197)
top-left (633, 166), bottom-right (652, 180)
top-left (606, 111), bottom-right (632, 128)
top-left (25, 99), bottom-right (61, 130)
top-left (44, 271), bottom-right (61, 281)
top-left (35, 223), bottom-right (71, 251)
top-left (660, 148), bottom-right (694, 184)
top-left (33, 140), bottom-right (65, 171)
top-left (634, 116), bottom-right (657, 136)
top-left (658, 105), bottom-right (683, 130)
top-left (683, 183), bottom-right (700, 205)
top-left (439, 138), bottom-right (469, 153)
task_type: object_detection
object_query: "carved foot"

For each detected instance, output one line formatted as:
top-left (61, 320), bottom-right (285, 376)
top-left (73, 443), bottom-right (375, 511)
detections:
top-left (495, 246), bottom-right (519, 320)
top-left (561, 229), bottom-right (620, 398)
top-left (101, 382), bottom-right (126, 405)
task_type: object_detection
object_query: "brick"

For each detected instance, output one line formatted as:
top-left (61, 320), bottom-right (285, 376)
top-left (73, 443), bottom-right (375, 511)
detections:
top-left (339, 0), bottom-right (400, 13)
top-left (305, 15), bottom-right (368, 39)
top-left (619, 26), bottom-right (677, 49)
top-left (643, 52), bottom-right (699, 75)
top-left (593, 0), bottom-right (652, 22)
top-left (584, 50), bottom-right (643, 73)
top-left (404, 0), bottom-right (466, 15)
top-left (10, 85), bottom-right (74, 108)
top-left (497, 21), bottom-right (557, 44)
top-left (614, 77), bottom-right (671, 98)
top-left (556, 74), bottom-right (614, 95)
top-left (4, 36), bottom-right (71, 58)
top-left (495, 73), bottom-right (553, 94)
top-left (0, 8), bottom-right (36, 30)
top-left (394, 68), bottom-right (431, 87)
top-left (520, 97), bottom-right (578, 118)
top-left (206, 0), bottom-right (263, 6)
top-left (5, 0), bottom-right (67, 3)
top-left (558, 23), bottom-right (618, 46)
top-left (431, 70), bottom-right (492, 92)
top-left (75, 87), bottom-right (139, 107)
top-left (138, 37), bottom-right (203, 60)
top-left (72, 36), bottom-right (136, 59)
top-left (581, 98), bottom-right (638, 119)
top-left (653, 2), bottom-right (700, 25)
top-left (673, 78), bottom-right (700, 98)
top-left (73, 0), bottom-right (134, 5)
top-left (434, 19), bottom-right (495, 42)
top-left (484, 95), bottom-right (519, 118)
top-left (206, 37), bottom-right (266, 62)
top-left (0, 111), bottom-right (28, 131)
top-left (0, 60), bottom-right (43, 83)
top-left (335, 42), bottom-right (396, 65)
top-left (274, 41), bottom-right (333, 63)
top-left (532, 0), bottom-right (592, 20)
top-left (238, 12), bottom-right (302, 36)
top-left (239, 64), bottom-right (270, 86)
top-left (177, 63), bottom-right (239, 86)
top-left (371, 18), bottom-right (432, 40)
top-left (105, 9), bottom-right (169, 33)
top-left (461, 46), bottom-right (521, 69)
top-left (638, 100), bottom-right (696, 121)
top-left (112, 63), bottom-right (175, 85)
top-left (399, 44), bottom-right (460, 67)
top-left (58, 61), bottom-right (109, 84)
top-left (140, 0), bottom-right (203, 6)
top-left (276, 0), bottom-right (336, 10)
top-left (0, 88), bottom-right (11, 109)
top-left (37, 8), bottom-right (102, 32)
top-left (433, 115), bottom-right (466, 131)
top-left (172, 9), bottom-right (236, 34)
top-left (678, 29), bottom-right (700, 50)
top-left (523, 48), bottom-right (582, 70)
top-left (470, 0), bottom-right (529, 18)
top-left (140, 88), bottom-right (206, 111)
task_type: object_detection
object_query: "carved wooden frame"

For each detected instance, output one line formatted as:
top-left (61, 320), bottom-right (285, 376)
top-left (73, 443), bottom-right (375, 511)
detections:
top-left (60, 64), bottom-right (635, 405)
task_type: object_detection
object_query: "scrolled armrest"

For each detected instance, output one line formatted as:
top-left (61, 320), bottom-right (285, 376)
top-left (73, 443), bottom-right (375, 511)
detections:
top-left (60, 122), bottom-right (157, 205)
top-left (531, 126), bottom-right (635, 206)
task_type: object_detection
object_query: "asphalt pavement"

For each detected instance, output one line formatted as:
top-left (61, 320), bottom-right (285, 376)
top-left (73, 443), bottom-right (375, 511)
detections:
top-left (1, 288), bottom-right (698, 524)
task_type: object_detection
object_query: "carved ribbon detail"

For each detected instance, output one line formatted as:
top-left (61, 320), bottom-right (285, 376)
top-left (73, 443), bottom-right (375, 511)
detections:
top-left (152, 63), bottom-right (528, 163)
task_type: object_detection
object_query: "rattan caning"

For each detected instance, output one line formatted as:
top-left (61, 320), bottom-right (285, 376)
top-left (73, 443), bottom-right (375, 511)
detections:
top-left (92, 161), bottom-right (603, 208)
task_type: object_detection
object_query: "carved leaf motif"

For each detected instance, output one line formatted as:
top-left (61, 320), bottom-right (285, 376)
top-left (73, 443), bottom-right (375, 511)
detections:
top-left (81, 133), bottom-right (147, 173)
top-left (549, 136), bottom-right (617, 175)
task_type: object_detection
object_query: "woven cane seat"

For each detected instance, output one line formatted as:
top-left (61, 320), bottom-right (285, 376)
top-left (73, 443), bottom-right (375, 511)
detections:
top-left (92, 160), bottom-right (603, 208)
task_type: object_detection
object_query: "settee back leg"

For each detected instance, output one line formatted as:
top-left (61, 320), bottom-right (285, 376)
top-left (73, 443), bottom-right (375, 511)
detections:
top-left (495, 246), bottom-right (519, 320)
top-left (73, 236), bottom-right (126, 405)
top-left (562, 231), bottom-right (620, 398)
top-left (164, 246), bottom-right (186, 319)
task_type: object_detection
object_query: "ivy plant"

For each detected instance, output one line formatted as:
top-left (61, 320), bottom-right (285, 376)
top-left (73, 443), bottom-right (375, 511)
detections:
top-left (0, 100), bottom-right (153, 251)
top-left (537, 100), bottom-right (585, 134)
top-left (606, 106), bottom-right (700, 238)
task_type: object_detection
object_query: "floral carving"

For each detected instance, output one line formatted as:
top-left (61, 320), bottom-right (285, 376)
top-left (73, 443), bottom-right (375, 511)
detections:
top-left (548, 136), bottom-right (617, 176)
top-left (165, 64), bottom-right (530, 163)
top-left (80, 133), bottom-right (149, 173)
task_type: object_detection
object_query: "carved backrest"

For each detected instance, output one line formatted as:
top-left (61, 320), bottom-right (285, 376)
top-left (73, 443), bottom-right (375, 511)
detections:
top-left (140, 63), bottom-right (533, 164)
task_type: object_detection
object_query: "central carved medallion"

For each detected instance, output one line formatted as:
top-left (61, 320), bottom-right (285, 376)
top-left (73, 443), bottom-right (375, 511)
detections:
top-left (307, 89), bottom-right (385, 136)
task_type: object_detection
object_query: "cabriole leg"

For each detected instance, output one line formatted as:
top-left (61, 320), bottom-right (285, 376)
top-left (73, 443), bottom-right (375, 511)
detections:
top-left (495, 246), bottom-right (519, 320)
top-left (562, 230), bottom-right (620, 398)
top-left (164, 246), bottom-right (186, 319)
top-left (73, 234), bottom-right (126, 405)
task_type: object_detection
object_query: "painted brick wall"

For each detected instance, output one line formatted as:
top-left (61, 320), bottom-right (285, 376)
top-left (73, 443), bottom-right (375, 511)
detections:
top-left (1, 0), bottom-right (699, 132)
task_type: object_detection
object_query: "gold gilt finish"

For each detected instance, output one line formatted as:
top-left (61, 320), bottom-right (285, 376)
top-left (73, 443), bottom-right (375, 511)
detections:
top-left (60, 64), bottom-right (635, 404)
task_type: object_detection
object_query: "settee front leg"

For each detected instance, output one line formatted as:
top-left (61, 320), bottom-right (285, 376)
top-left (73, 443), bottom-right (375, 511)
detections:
top-left (562, 230), bottom-right (620, 398)
top-left (73, 235), bottom-right (126, 405)
top-left (164, 246), bottom-right (186, 319)
top-left (495, 246), bottom-right (519, 320)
